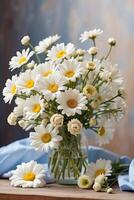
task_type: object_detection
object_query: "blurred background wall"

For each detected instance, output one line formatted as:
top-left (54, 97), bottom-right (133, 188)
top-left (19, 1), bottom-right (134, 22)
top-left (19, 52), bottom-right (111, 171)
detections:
top-left (0, 0), bottom-right (134, 157)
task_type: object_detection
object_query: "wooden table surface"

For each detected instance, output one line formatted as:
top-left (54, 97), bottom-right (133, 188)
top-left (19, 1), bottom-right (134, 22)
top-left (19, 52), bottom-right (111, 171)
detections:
top-left (0, 179), bottom-right (133, 200)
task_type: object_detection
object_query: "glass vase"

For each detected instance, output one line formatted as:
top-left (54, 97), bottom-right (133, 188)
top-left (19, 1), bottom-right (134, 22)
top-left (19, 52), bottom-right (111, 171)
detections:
top-left (49, 128), bottom-right (88, 185)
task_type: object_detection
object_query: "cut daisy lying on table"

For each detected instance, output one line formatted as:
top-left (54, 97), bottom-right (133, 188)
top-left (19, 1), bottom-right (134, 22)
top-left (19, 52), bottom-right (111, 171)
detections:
top-left (3, 28), bottom-right (128, 192)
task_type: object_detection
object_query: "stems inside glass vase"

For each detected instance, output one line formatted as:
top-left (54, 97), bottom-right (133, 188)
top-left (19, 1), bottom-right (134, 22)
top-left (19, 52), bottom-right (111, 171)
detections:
top-left (49, 129), bottom-right (88, 184)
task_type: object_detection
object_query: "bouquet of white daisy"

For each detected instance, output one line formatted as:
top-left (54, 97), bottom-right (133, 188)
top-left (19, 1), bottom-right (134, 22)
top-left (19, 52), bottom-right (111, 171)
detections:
top-left (3, 29), bottom-right (126, 185)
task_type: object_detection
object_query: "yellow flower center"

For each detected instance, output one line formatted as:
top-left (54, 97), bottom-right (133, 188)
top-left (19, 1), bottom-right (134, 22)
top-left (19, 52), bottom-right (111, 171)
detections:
top-left (81, 179), bottom-right (89, 186)
top-left (23, 172), bottom-right (35, 181)
top-left (109, 76), bottom-right (112, 82)
top-left (41, 133), bottom-right (52, 143)
top-left (67, 99), bottom-right (78, 108)
top-left (25, 79), bottom-right (35, 88)
top-left (65, 70), bottom-right (75, 78)
top-left (97, 95), bottom-right (103, 102)
top-left (32, 104), bottom-right (41, 113)
top-left (11, 84), bottom-right (17, 94)
top-left (43, 70), bottom-right (53, 77)
top-left (87, 87), bottom-right (95, 95)
top-left (98, 126), bottom-right (106, 136)
top-left (56, 50), bottom-right (66, 59)
top-left (19, 56), bottom-right (27, 65)
top-left (48, 83), bottom-right (59, 93)
top-left (83, 85), bottom-right (96, 98)
top-left (95, 169), bottom-right (106, 177)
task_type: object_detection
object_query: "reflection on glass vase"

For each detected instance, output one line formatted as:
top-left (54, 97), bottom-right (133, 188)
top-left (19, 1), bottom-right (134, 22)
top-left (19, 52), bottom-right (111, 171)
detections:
top-left (49, 129), bottom-right (88, 185)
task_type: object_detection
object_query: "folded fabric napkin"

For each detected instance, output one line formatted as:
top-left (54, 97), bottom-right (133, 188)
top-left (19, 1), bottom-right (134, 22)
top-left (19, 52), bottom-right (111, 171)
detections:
top-left (118, 159), bottom-right (134, 191)
top-left (0, 138), bottom-right (133, 190)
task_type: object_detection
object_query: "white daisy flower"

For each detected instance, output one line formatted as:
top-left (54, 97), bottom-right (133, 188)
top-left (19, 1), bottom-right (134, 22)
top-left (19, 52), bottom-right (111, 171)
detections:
top-left (107, 97), bottom-right (126, 121)
top-left (17, 69), bottom-right (38, 94)
top-left (91, 84), bottom-right (112, 109)
top-left (10, 160), bottom-right (46, 188)
top-left (56, 89), bottom-right (88, 116)
top-left (38, 74), bottom-right (66, 100)
top-left (95, 120), bottom-right (114, 146)
top-left (24, 94), bottom-right (44, 120)
top-left (99, 60), bottom-right (123, 94)
top-left (59, 59), bottom-right (85, 82)
top-left (80, 29), bottom-right (103, 42)
top-left (9, 48), bottom-right (34, 71)
top-left (3, 75), bottom-right (18, 104)
top-left (107, 65), bottom-right (123, 92)
top-left (47, 43), bottom-right (75, 62)
top-left (86, 159), bottom-right (112, 179)
top-left (30, 124), bottom-right (62, 152)
top-left (13, 97), bottom-right (25, 117)
top-left (35, 34), bottom-right (60, 54)
top-left (34, 61), bottom-right (56, 78)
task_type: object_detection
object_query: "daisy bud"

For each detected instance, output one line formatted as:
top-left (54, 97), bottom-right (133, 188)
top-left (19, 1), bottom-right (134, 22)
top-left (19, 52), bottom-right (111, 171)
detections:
top-left (27, 60), bottom-right (35, 69)
top-left (91, 99), bottom-right (101, 109)
top-left (50, 114), bottom-right (64, 128)
top-left (118, 88), bottom-right (126, 98)
top-left (95, 174), bottom-right (106, 185)
top-left (77, 175), bottom-right (93, 189)
top-left (7, 112), bottom-right (17, 125)
top-left (93, 182), bottom-right (101, 192)
top-left (88, 47), bottom-right (98, 55)
top-left (108, 37), bottom-right (116, 46)
top-left (41, 118), bottom-right (49, 126)
top-left (107, 188), bottom-right (113, 194)
top-left (44, 102), bottom-right (49, 109)
top-left (18, 120), bottom-right (29, 129)
top-left (21, 35), bottom-right (30, 45)
top-left (86, 61), bottom-right (96, 70)
top-left (68, 119), bottom-right (82, 136)
top-left (89, 117), bottom-right (96, 126)
top-left (76, 49), bottom-right (85, 56)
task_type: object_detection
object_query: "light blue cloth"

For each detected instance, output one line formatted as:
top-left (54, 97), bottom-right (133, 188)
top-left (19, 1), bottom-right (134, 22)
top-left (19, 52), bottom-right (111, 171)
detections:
top-left (118, 159), bottom-right (134, 191)
top-left (0, 138), bottom-right (133, 190)
top-left (0, 138), bottom-right (47, 175)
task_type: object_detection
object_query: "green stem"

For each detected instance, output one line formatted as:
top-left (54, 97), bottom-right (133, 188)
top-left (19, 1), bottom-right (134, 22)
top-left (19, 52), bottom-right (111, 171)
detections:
top-left (28, 43), bottom-right (41, 64)
top-left (92, 72), bottom-right (101, 86)
top-left (100, 94), bottom-right (119, 105)
top-left (105, 46), bottom-right (112, 60)
top-left (82, 70), bottom-right (90, 89)
top-left (93, 108), bottom-right (122, 117)
top-left (92, 38), bottom-right (96, 46)
top-left (96, 80), bottom-right (107, 89)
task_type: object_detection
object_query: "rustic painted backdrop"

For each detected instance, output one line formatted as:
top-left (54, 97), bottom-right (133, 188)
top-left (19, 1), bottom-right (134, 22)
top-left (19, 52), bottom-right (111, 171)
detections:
top-left (0, 0), bottom-right (134, 157)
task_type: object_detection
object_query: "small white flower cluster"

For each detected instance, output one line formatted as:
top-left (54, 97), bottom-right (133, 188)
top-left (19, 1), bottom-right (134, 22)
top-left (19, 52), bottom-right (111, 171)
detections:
top-left (3, 29), bottom-right (126, 154)
top-left (78, 159), bottom-right (113, 193)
